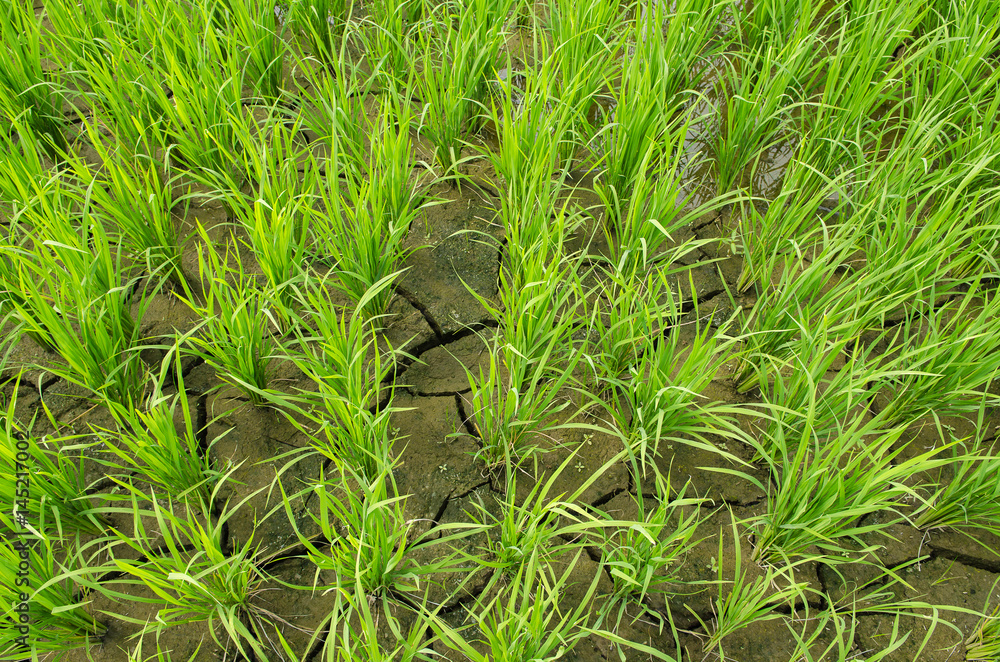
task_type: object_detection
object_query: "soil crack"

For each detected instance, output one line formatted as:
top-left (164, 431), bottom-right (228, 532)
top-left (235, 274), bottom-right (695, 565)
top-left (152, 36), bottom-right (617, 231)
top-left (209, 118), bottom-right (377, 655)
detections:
top-left (394, 284), bottom-right (445, 338)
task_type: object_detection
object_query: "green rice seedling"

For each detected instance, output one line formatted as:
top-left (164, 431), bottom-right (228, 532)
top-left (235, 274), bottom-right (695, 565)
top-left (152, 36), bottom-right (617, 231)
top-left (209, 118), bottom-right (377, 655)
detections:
top-left (875, 285), bottom-right (1000, 425)
top-left (289, 459), bottom-right (467, 600)
top-left (367, 94), bottom-right (423, 237)
top-left (212, 0), bottom-right (286, 101)
top-left (851, 179), bottom-right (986, 312)
top-left (498, 242), bottom-right (585, 389)
top-left (0, 0), bottom-right (67, 160)
top-left (290, 36), bottom-right (373, 183)
top-left (142, 2), bottom-right (247, 188)
top-left (43, 0), bottom-right (140, 72)
top-left (592, 4), bottom-right (677, 218)
top-left (362, 0), bottom-right (422, 90)
top-left (794, 0), bottom-right (925, 150)
top-left (486, 59), bottom-right (576, 224)
top-left (96, 368), bottom-right (221, 503)
top-left (904, 4), bottom-right (1000, 133)
top-left (6, 259), bottom-right (149, 409)
top-left (0, 528), bottom-right (106, 656)
top-left (598, 133), bottom-right (733, 281)
top-left (70, 34), bottom-right (167, 162)
top-left (736, 154), bottom-right (854, 292)
top-left (732, 233), bottom-right (915, 393)
top-left (67, 124), bottom-right (186, 286)
top-left (711, 36), bottom-right (811, 195)
top-left (460, 336), bottom-right (582, 473)
top-left (910, 397), bottom-right (1000, 535)
top-left (543, 0), bottom-right (623, 113)
top-left (734, 0), bottom-right (824, 49)
top-left (689, 515), bottom-right (809, 653)
top-left (912, 446), bottom-right (1000, 537)
top-left (410, 0), bottom-right (513, 178)
top-left (104, 487), bottom-right (275, 660)
top-left (210, 111), bottom-right (317, 328)
top-left (750, 317), bottom-right (893, 460)
top-left (291, 275), bottom-right (395, 406)
top-left (8, 181), bottom-right (152, 408)
top-left (781, 598), bottom-right (924, 662)
top-left (436, 549), bottom-right (605, 662)
top-left (742, 395), bottom-right (952, 565)
top-left (465, 450), bottom-right (613, 578)
top-left (315, 575), bottom-right (458, 662)
top-left (966, 582), bottom-right (1000, 662)
top-left (177, 229), bottom-right (277, 406)
top-left (584, 266), bottom-right (671, 397)
top-left (287, 0), bottom-right (351, 64)
top-left (606, 273), bottom-right (743, 474)
top-left (947, 189), bottom-right (1000, 281)
top-left (0, 120), bottom-right (50, 206)
top-left (650, 0), bottom-right (735, 103)
top-left (310, 148), bottom-right (419, 322)
top-left (597, 473), bottom-right (706, 626)
top-left (287, 282), bottom-right (403, 481)
top-left (0, 392), bottom-right (105, 535)
top-left (461, 241), bottom-right (587, 471)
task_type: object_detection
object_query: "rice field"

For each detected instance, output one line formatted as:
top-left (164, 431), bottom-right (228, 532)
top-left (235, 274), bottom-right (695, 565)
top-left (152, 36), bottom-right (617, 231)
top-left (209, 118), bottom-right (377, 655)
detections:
top-left (2, 0), bottom-right (1000, 659)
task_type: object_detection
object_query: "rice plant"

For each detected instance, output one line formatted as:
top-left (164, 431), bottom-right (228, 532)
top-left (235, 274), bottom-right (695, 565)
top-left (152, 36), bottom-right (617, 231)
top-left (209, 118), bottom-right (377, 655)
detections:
top-left (410, 0), bottom-right (513, 177)
top-left (465, 451), bottom-right (612, 578)
top-left (650, 0), bottom-right (735, 104)
top-left (437, 549), bottom-right (604, 662)
top-left (731, 232), bottom-right (910, 393)
top-left (288, 460), bottom-right (466, 600)
top-left (606, 273), bottom-right (742, 473)
top-left (177, 229), bottom-right (278, 406)
top-left (2, 0), bottom-right (1000, 658)
top-left (0, 0), bottom-right (67, 160)
top-left (734, 0), bottom-right (825, 50)
top-left (584, 267), bottom-right (670, 397)
top-left (309, 108), bottom-right (421, 320)
top-left (213, 0), bottom-right (287, 101)
top-left (598, 132), bottom-right (729, 280)
top-left (6, 175), bottom-right (152, 408)
top-left (104, 489), bottom-right (276, 660)
top-left (286, 0), bottom-right (352, 63)
top-left (543, 0), bottom-right (623, 113)
top-left (212, 110), bottom-right (316, 327)
top-left (910, 398), bottom-right (1000, 535)
top-left (461, 238), bottom-right (587, 470)
top-left (143, 0), bottom-right (247, 187)
top-left (317, 578), bottom-right (457, 662)
top-left (290, 36), bottom-right (373, 183)
top-left (287, 275), bottom-right (403, 481)
top-left (750, 316), bottom-right (891, 460)
top-left (875, 285), bottom-right (1000, 425)
top-left (689, 515), bottom-right (810, 652)
top-left (743, 396), bottom-right (953, 565)
top-left (710, 35), bottom-right (811, 195)
top-left (486, 58), bottom-right (576, 222)
top-left (793, 0), bottom-right (924, 153)
top-left (69, 31), bottom-right (166, 162)
top-left (0, 529), bottom-right (106, 656)
top-left (736, 151), bottom-right (854, 292)
top-left (95, 361), bottom-right (220, 503)
top-left (0, 391), bottom-right (104, 535)
top-left (68, 124), bottom-right (186, 286)
top-left (592, 5), bottom-right (677, 218)
top-left (966, 585), bottom-right (1000, 662)
top-left (597, 473), bottom-right (707, 625)
top-left (361, 0), bottom-right (422, 89)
